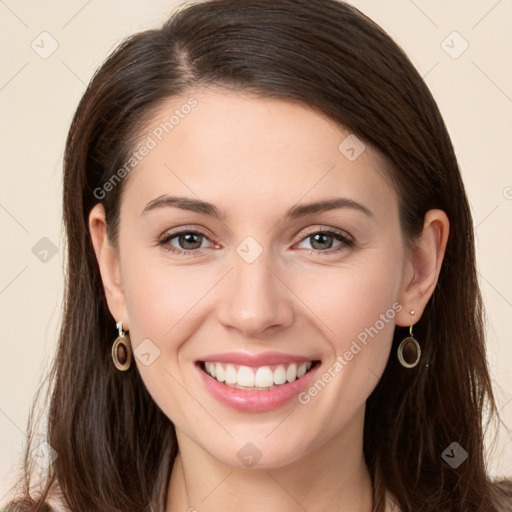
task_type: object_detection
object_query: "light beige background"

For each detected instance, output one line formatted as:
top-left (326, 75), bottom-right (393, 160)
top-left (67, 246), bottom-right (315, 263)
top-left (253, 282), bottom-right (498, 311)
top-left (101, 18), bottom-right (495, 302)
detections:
top-left (1, 0), bottom-right (511, 504)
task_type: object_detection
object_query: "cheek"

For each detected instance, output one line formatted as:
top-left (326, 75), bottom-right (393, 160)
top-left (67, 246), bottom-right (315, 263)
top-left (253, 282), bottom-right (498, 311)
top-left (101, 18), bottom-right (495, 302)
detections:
top-left (121, 259), bottom-right (209, 417)
top-left (122, 256), bottom-right (210, 342)
top-left (296, 252), bottom-right (403, 349)
top-left (291, 249), bottom-right (404, 411)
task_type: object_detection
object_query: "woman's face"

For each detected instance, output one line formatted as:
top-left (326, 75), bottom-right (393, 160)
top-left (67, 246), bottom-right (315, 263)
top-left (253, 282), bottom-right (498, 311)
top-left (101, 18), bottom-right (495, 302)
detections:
top-left (97, 89), bottom-right (417, 468)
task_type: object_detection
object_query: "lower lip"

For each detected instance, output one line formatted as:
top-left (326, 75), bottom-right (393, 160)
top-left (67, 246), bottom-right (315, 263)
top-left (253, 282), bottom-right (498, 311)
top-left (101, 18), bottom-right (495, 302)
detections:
top-left (196, 362), bottom-right (320, 412)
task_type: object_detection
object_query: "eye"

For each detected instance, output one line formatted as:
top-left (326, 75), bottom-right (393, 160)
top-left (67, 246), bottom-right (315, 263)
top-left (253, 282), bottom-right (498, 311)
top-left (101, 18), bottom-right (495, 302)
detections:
top-left (158, 229), bottom-right (215, 255)
top-left (158, 226), bottom-right (354, 256)
top-left (295, 228), bottom-right (354, 255)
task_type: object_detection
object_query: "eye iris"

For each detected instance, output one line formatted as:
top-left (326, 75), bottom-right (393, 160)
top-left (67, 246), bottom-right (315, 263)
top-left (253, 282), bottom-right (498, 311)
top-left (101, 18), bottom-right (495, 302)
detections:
top-left (179, 233), bottom-right (202, 250)
top-left (171, 231), bottom-right (343, 252)
top-left (311, 233), bottom-right (333, 250)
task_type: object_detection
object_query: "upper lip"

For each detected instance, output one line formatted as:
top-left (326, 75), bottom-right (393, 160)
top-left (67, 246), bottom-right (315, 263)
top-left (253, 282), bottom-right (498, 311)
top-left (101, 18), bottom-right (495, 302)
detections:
top-left (197, 351), bottom-right (318, 367)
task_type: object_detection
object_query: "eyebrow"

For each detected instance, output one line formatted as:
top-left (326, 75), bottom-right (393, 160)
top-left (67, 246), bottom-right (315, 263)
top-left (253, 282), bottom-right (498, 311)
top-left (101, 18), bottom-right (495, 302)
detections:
top-left (141, 195), bottom-right (373, 220)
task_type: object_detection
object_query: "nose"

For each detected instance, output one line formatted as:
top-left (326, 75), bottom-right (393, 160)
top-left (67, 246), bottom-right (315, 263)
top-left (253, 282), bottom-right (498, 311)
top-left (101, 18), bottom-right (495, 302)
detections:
top-left (216, 248), bottom-right (294, 339)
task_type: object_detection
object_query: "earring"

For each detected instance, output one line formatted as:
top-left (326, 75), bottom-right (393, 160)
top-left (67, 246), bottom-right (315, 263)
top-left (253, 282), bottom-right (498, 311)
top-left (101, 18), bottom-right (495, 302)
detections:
top-left (112, 321), bottom-right (132, 371)
top-left (397, 323), bottom-right (421, 368)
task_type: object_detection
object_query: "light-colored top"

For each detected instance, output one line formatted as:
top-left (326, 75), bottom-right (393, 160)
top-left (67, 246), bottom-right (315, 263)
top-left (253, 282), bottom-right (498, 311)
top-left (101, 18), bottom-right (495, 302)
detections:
top-left (36, 481), bottom-right (403, 511)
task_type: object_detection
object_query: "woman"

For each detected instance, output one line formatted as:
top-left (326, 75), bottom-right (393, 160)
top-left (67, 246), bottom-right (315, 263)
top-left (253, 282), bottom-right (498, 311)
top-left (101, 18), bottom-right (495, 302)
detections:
top-left (6, 0), bottom-right (512, 511)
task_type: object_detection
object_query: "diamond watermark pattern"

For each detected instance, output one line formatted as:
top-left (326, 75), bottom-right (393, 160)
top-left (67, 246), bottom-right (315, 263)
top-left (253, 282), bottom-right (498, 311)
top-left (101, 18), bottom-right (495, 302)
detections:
top-left (236, 236), bottom-right (263, 264)
top-left (237, 442), bottom-right (262, 467)
top-left (441, 31), bottom-right (469, 59)
top-left (32, 237), bottom-right (58, 263)
top-left (31, 441), bottom-right (58, 469)
top-left (134, 338), bottom-right (161, 366)
top-left (338, 133), bottom-right (366, 161)
top-left (31, 31), bottom-right (59, 59)
top-left (442, 442), bottom-right (468, 468)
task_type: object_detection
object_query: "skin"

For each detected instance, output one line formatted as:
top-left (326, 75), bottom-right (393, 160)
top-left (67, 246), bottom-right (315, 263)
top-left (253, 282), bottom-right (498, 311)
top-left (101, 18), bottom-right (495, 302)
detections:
top-left (89, 89), bottom-right (449, 512)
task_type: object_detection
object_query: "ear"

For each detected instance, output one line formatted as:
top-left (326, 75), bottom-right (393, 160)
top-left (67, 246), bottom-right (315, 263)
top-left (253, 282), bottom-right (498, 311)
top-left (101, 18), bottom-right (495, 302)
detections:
top-left (88, 203), bottom-right (129, 328)
top-left (395, 209), bottom-right (450, 327)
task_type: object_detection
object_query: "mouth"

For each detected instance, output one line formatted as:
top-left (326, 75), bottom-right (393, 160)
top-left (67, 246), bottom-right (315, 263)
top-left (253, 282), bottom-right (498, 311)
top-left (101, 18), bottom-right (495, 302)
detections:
top-left (196, 359), bottom-right (322, 391)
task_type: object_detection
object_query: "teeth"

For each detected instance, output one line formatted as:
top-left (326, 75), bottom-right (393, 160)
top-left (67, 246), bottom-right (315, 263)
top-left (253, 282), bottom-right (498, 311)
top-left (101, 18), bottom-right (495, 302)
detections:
top-left (255, 366), bottom-right (274, 387)
top-left (238, 366), bottom-right (255, 387)
top-left (286, 363), bottom-right (297, 383)
top-left (203, 361), bottom-right (314, 389)
top-left (225, 364), bottom-right (238, 384)
top-left (273, 365), bottom-right (287, 385)
top-left (205, 362), bottom-right (216, 378)
top-left (215, 363), bottom-right (225, 382)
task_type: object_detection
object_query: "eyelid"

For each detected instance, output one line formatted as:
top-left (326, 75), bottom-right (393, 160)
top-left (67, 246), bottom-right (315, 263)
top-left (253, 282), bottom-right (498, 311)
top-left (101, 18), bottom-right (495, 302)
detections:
top-left (158, 225), bottom-right (217, 252)
top-left (158, 224), bottom-right (354, 255)
top-left (158, 225), bottom-right (215, 242)
top-left (296, 225), bottom-right (353, 241)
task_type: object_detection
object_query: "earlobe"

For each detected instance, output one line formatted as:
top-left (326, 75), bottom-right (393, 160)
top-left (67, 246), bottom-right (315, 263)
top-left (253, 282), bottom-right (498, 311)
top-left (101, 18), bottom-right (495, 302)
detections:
top-left (88, 204), bottom-right (128, 327)
top-left (396, 209), bottom-right (449, 327)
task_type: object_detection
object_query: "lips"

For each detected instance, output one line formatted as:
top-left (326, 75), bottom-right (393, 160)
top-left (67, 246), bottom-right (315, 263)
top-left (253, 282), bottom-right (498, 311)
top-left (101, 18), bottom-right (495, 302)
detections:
top-left (196, 350), bottom-right (317, 367)
top-left (196, 358), bottom-right (322, 412)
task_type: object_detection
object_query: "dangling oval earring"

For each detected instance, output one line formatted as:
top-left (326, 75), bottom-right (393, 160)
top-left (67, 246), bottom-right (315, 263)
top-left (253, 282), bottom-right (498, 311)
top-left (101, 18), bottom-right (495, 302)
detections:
top-left (112, 321), bottom-right (132, 371)
top-left (397, 324), bottom-right (421, 368)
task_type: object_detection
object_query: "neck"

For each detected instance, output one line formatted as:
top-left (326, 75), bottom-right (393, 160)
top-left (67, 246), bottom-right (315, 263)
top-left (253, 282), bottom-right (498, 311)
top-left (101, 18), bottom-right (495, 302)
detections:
top-left (165, 406), bottom-right (374, 512)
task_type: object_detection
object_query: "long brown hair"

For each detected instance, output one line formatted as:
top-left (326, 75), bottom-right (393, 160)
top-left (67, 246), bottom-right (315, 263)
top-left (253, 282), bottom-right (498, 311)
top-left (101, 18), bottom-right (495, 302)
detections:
top-left (7, 0), bottom-right (512, 511)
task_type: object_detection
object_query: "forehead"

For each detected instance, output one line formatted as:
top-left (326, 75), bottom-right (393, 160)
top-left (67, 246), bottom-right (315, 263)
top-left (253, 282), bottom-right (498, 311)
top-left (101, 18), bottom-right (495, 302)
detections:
top-left (123, 89), bottom-right (397, 220)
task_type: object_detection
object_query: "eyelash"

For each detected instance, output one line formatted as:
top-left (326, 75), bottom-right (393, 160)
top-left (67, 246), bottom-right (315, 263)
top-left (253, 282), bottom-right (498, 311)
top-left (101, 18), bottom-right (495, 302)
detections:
top-left (157, 226), bottom-right (354, 257)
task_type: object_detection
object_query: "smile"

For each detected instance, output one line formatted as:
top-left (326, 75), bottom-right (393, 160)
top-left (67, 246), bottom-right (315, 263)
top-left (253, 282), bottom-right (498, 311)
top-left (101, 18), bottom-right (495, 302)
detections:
top-left (196, 358), bottom-right (322, 412)
top-left (201, 361), bottom-right (316, 390)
